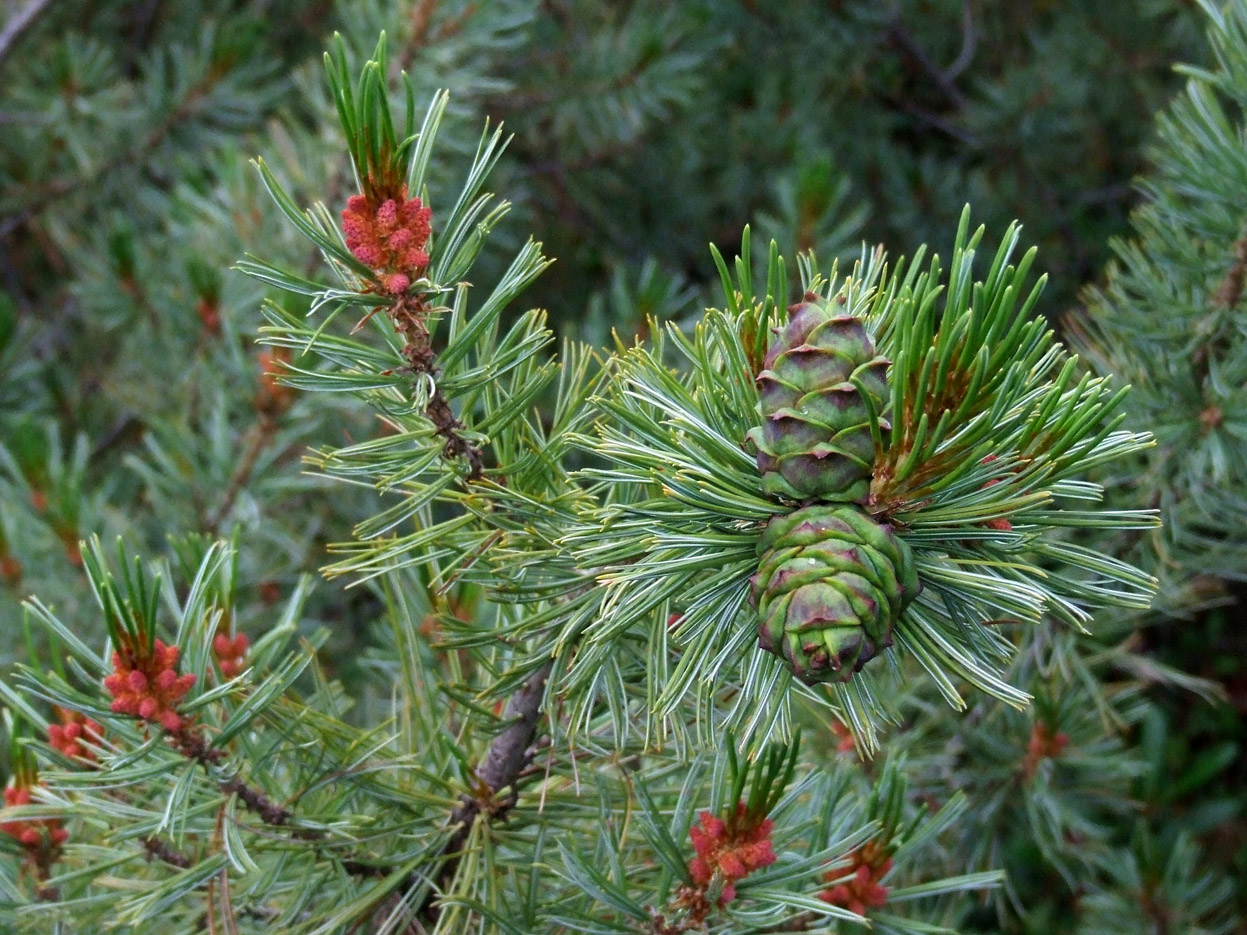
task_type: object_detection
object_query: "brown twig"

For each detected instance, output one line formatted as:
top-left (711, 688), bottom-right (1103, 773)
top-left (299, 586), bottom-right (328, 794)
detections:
top-left (1212, 233), bottom-right (1247, 309)
top-left (389, 293), bottom-right (484, 479)
top-left (172, 726), bottom-right (296, 829)
top-left (31, 846), bottom-right (61, 902)
top-left (943, 2), bottom-right (977, 82)
top-left (165, 719), bottom-right (449, 914)
top-left (214, 805), bottom-right (242, 935)
top-left (413, 661), bottom-right (552, 926)
top-left (205, 416), bottom-right (275, 534)
top-left (408, 0), bottom-right (439, 50)
top-left (143, 835), bottom-right (193, 869)
top-left (885, 16), bottom-right (969, 110)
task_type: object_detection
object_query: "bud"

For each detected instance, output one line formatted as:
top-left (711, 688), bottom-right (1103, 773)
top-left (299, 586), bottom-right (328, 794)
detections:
top-left (213, 631), bottom-right (250, 678)
top-left (341, 189), bottom-right (432, 293)
top-left (48, 708), bottom-right (104, 762)
top-left (256, 347), bottom-right (295, 416)
top-left (1, 782), bottom-right (68, 855)
top-left (0, 551), bottom-right (20, 587)
top-left (819, 840), bottom-right (892, 916)
top-left (830, 720), bottom-right (856, 754)
top-left (1021, 722), bottom-right (1070, 779)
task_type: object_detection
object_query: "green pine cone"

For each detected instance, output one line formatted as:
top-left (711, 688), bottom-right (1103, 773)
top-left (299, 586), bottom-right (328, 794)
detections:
top-left (751, 504), bottom-right (919, 683)
top-left (745, 295), bottom-right (890, 503)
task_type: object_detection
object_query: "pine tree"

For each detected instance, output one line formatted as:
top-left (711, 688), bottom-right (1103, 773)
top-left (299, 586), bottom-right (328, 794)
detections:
top-left (1, 1), bottom-right (1244, 933)
top-left (0, 25), bottom-right (1198, 934)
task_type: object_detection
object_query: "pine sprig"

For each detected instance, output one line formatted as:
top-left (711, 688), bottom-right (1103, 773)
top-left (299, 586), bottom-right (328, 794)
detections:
top-left (1069, 0), bottom-right (1247, 598)
top-left (570, 215), bottom-right (1158, 749)
top-left (0, 537), bottom-right (509, 932)
top-left (242, 75), bottom-right (572, 599)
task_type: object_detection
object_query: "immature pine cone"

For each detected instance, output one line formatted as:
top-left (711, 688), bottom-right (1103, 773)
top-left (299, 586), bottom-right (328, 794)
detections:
top-left (745, 294), bottom-right (890, 503)
top-left (752, 504), bottom-right (919, 683)
top-left (747, 296), bottom-right (917, 681)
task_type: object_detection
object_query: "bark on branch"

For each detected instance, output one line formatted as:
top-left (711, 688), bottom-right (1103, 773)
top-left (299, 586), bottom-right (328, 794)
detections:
top-left (390, 294), bottom-right (485, 479)
top-left (414, 660), bottom-right (553, 927)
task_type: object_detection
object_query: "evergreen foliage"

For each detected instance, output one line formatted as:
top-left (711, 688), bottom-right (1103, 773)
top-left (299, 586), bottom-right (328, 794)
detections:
top-left (1073, 0), bottom-right (1247, 599)
top-left (0, 1), bottom-right (1243, 934)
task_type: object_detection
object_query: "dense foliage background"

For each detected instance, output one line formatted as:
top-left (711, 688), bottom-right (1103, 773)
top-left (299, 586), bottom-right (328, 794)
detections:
top-left (0, 0), bottom-right (1242, 932)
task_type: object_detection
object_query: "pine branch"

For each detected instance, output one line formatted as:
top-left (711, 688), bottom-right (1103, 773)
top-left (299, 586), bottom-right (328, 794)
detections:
top-left (414, 659), bottom-right (552, 926)
top-left (170, 725), bottom-right (295, 828)
top-left (389, 292), bottom-right (485, 479)
top-left (142, 835), bottom-right (193, 869)
top-left (0, 44), bottom-right (257, 238)
top-left (204, 415), bottom-right (275, 535)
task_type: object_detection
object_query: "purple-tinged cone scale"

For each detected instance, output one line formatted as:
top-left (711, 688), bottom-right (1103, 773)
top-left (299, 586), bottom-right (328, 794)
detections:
top-left (745, 296), bottom-right (891, 503)
top-left (751, 504), bottom-right (920, 684)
